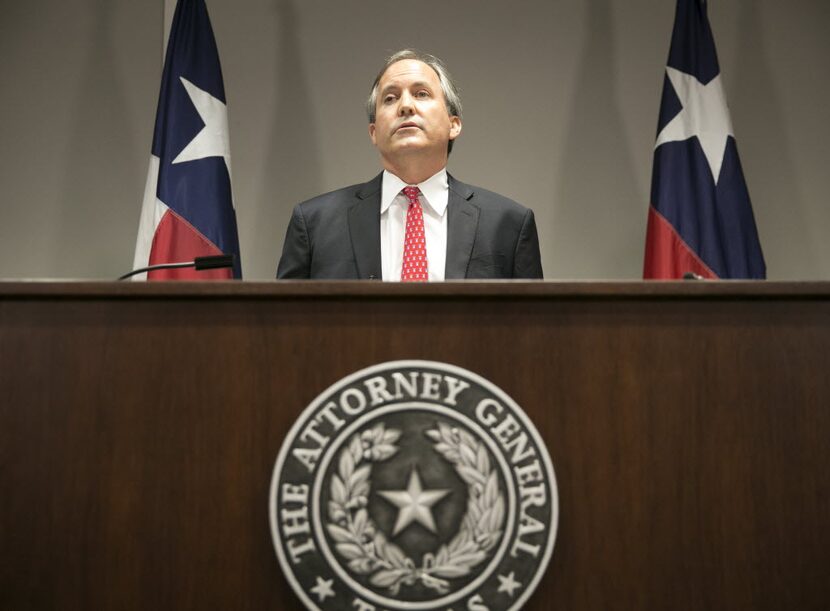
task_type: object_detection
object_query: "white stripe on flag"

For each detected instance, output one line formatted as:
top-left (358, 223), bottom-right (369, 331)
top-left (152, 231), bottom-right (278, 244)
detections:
top-left (132, 155), bottom-right (169, 280)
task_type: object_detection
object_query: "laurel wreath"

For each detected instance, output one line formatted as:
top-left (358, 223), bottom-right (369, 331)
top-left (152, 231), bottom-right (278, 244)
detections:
top-left (326, 422), bottom-right (505, 595)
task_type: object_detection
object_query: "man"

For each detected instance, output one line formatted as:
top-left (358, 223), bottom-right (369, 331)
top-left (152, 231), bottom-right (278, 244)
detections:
top-left (277, 49), bottom-right (543, 280)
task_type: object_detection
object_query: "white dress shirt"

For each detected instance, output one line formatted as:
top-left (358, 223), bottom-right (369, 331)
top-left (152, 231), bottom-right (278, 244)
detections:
top-left (380, 169), bottom-right (449, 281)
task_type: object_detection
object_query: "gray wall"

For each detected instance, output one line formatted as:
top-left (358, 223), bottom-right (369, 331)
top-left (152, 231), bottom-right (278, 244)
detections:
top-left (1, 0), bottom-right (828, 280)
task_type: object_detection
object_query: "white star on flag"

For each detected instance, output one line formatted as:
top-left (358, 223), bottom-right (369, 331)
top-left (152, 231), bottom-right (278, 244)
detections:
top-left (378, 467), bottom-right (450, 536)
top-left (172, 76), bottom-right (231, 173)
top-left (655, 67), bottom-right (733, 184)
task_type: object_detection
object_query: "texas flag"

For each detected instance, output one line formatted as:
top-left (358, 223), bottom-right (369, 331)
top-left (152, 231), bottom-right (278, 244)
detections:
top-left (643, 0), bottom-right (765, 279)
top-left (133, 0), bottom-right (241, 280)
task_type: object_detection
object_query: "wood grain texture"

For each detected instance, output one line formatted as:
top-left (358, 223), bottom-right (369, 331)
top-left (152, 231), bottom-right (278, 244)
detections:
top-left (1, 282), bottom-right (828, 610)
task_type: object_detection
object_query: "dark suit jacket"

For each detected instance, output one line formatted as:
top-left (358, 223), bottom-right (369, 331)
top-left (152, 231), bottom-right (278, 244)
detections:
top-left (276, 173), bottom-right (543, 279)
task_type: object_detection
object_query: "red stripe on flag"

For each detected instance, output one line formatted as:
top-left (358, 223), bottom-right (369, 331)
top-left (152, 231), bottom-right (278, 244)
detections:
top-left (643, 206), bottom-right (717, 279)
top-left (148, 209), bottom-right (232, 280)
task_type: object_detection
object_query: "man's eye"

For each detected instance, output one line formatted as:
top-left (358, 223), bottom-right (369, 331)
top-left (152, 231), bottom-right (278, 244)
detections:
top-left (416, 90), bottom-right (430, 98)
top-left (384, 95), bottom-right (397, 103)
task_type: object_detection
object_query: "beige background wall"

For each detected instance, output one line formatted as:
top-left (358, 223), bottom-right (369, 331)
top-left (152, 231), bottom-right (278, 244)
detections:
top-left (1, 0), bottom-right (828, 280)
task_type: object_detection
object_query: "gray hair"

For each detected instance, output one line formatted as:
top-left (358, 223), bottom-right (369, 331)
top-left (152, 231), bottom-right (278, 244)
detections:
top-left (366, 49), bottom-right (463, 154)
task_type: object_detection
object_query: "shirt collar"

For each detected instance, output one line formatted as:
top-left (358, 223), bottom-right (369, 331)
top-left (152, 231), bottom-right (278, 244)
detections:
top-left (380, 168), bottom-right (449, 215)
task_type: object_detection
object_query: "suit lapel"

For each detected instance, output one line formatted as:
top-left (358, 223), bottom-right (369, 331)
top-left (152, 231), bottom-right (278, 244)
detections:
top-left (348, 173), bottom-right (383, 279)
top-left (445, 175), bottom-right (478, 279)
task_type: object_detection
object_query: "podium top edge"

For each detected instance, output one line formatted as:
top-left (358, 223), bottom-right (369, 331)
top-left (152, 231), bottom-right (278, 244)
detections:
top-left (1, 280), bottom-right (829, 301)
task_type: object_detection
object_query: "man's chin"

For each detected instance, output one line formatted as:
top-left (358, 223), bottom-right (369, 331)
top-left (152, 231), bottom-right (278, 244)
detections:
top-left (377, 139), bottom-right (447, 162)
top-left (386, 137), bottom-right (433, 154)
top-left (392, 132), bottom-right (425, 144)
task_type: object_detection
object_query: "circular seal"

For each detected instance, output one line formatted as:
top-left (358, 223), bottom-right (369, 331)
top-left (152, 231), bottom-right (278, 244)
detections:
top-left (269, 361), bottom-right (558, 611)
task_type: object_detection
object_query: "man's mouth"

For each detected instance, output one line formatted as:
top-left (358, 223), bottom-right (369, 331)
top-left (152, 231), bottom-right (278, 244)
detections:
top-left (396, 122), bottom-right (420, 132)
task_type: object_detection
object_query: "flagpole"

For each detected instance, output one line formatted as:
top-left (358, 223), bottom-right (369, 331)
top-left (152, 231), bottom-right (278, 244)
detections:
top-left (163, 0), bottom-right (175, 58)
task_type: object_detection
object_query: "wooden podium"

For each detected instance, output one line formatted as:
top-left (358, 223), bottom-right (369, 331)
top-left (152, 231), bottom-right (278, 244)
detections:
top-left (1, 281), bottom-right (828, 610)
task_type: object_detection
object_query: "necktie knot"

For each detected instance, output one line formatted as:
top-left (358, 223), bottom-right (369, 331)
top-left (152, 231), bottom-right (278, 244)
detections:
top-left (403, 186), bottom-right (420, 205)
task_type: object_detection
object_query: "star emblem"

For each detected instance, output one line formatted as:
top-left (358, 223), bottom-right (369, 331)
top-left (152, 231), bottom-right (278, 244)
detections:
top-left (309, 576), bottom-right (335, 602)
top-left (655, 66), bottom-right (734, 184)
top-left (377, 467), bottom-right (450, 535)
top-left (497, 571), bottom-right (522, 597)
top-left (172, 76), bottom-right (231, 173)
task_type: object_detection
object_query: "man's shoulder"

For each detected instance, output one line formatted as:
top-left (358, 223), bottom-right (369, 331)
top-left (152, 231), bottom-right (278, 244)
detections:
top-left (295, 175), bottom-right (382, 216)
top-left (449, 175), bottom-right (530, 217)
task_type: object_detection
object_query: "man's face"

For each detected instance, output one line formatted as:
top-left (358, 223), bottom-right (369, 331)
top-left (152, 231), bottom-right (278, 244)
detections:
top-left (369, 59), bottom-right (462, 164)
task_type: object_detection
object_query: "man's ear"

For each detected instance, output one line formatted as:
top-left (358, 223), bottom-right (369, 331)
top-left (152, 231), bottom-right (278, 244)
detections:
top-left (368, 123), bottom-right (377, 146)
top-left (449, 116), bottom-right (462, 141)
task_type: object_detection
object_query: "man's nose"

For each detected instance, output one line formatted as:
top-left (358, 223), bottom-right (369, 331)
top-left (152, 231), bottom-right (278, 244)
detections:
top-left (397, 91), bottom-right (415, 116)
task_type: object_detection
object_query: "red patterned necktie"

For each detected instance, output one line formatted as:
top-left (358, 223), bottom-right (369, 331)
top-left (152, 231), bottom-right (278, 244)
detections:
top-left (401, 186), bottom-right (428, 282)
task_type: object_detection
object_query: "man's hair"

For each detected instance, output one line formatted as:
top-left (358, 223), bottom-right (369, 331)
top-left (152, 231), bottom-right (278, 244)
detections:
top-left (366, 49), bottom-right (463, 154)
